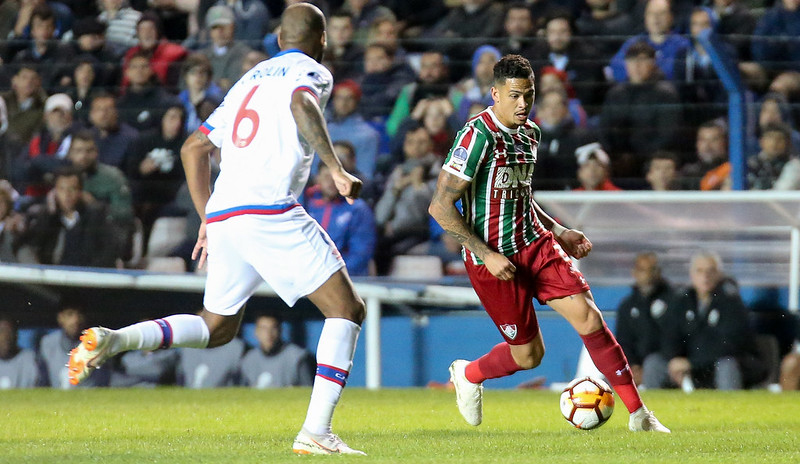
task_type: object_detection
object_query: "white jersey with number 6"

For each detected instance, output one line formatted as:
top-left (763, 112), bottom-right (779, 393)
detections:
top-left (200, 49), bottom-right (333, 222)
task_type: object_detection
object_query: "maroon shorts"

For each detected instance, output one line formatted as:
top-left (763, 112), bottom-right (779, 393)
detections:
top-left (464, 232), bottom-right (590, 345)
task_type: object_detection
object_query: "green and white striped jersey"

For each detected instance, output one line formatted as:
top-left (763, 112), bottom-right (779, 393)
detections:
top-left (442, 108), bottom-right (547, 264)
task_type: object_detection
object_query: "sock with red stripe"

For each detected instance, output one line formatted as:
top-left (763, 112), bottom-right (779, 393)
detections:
top-left (111, 314), bottom-right (210, 354)
top-left (465, 342), bottom-right (522, 384)
top-left (302, 318), bottom-right (361, 435)
top-left (580, 323), bottom-right (643, 413)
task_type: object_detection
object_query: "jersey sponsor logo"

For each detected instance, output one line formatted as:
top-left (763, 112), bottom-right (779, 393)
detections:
top-left (500, 324), bottom-right (518, 340)
top-left (447, 146), bottom-right (468, 172)
top-left (306, 71), bottom-right (330, 93)
top-left (491, 164), bottom-right (532, 200)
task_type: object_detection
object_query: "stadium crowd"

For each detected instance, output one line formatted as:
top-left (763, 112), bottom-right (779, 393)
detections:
top-left (0, 0), bottom-right (798, 390)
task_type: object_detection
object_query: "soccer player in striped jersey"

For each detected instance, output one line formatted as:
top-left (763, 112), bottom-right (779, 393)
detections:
top-left (429, 54), bottom-right (670, 433)
top-left (67, 3), bottom-right (368, 455)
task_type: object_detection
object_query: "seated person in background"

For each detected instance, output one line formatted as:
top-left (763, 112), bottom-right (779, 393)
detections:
top-left (304, 163), bottom-right (376, 277)
top-left (495, 3), bottom-right (540, 59)
top-left (645, 151), bottom-right (682, 191)
top-left (124, 104), bottom-right (187, 246)
top-left (1, 66), bottom-right (46, 156)
top-left (198, 5), bottom-right (253, 92)
top-left (178, 329), bottom-right (245, 389)
top-left (615, 252), bottom-right (675, 388)
top-left (121, 11), bottom-right (187, 91)
top-left (537, 67), bottom-right (588, 129)
top-left (681, 119), bottom-right (730, 190)
top-left (117, 51), bottom-right (181, 132)
top-left (747, 123), bottom-right (797, 190)
top-left (746, 93), bottom-right (800, 160)
top-left (240, 312), bottom-right (315, 389)
top-left (662, 251), bottom-right (766, 390)
top-left (86, 93), bottom-right (139, 170)
top-left (324, 10), bottom-right (364, 82)
top-left (573, 143), bottom-right (622, 191)
top-left (14, 93), bottom-right (75, 199)
top-left (20, 167), bottom-right (118, 268)
top-left (39, 303), bottom-right (110, 388)
top-left (359, 43), bottom-right (415, 122)
top-left (64, 58), bottom-right (106, 125)
top-left (0, 186), bottom-right (25, 263)
top-left (0, 315), bottom-right (41, 388)
top-left (179, 53), bottom-right (224, 134)
top-left (325, 80), bottom-right (381, 180)
top-left (454, 45), bottom-right (500, 123)
top-left (10, 4), bottom-right (75, 93)
top-left (374, 126), bottom-right (437, 275)
top-left (751, 0), bottom-right (800, 74)
top-left (60, 16), bottom-right (121, 89)
top-left (393, 97), bottom-right (456, 159)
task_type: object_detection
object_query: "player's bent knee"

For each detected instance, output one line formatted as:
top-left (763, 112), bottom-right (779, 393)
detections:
top-left (515, 352), bottom-right (543, 370)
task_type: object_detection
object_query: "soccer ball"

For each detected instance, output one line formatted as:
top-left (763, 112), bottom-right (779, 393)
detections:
top-left (559, 376), bottom-right (615, 430)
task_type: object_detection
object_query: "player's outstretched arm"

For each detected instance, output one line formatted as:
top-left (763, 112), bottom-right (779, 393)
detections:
top-left (429, 170), bottom-right (516, 281)
top-left (290, 90), bottom-right (362, 203)
top-left (532, 200), bottom-right (592, 259)
top-left (181, 129), bottom-right (216, 268)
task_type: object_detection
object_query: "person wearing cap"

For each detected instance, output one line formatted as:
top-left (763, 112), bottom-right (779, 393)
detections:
top-left (199, 5), bottom-right (253, 91)
top-left (121, 11), bottom-right (188, 90)
top-left (573, 142), bottom-right (622, 191)
top-left (15, 93), bottom-right (76, 198)
top-left (599, 40), bottom-right (684, 180)
top-left (325, 79), bottom-right (380, 179)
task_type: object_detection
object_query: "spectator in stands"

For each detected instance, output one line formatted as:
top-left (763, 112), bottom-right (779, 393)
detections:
top-left (366, 16), bottom-right (408, 64)
top-left (111, 348), bottom-right (179, 387)
top-left (178, 335), bottom-right (245, 389)
top-left (751, 0), bottom-right (800, 73)
top-left (455, 45), bottom-right (500, 123)
top-left (0, 314), bottom-right (40, 388)
top-left (122, 11), bottom-right (188, 90)
top-left (748, 123), bottom-right (797, 190)
top-left (386, 51), bottom-right (459, 138)
top-left (207, 0), bottom-right (270, 46)
top-left (662, 251), bottom-right (766, 390)
top-left (198, 5), bottom-right (252, 92)
top-left (39, 303), bottom-right (110, 388)
top-left (326, 80), bottom-right (381, 180)
top-left (14, 93), bottom-right (74, 199)
top-left (238, 49), bottom-right (267, 79)
top-left (358, 43), bottom-right (415, 122)
top-left (681, 119), bottom-right (730, 190)
top-left (533, 90), bottom-right (594, 190)
top-left (86, 92), bottom-right (139, 170)
top-left (240, 312), bottom-right (315, 388)
top-left (343, 0), bottom-right (394, 41)
top-left (64, 58), bottom-right (104, 125)
top-left (383, 0), bottom-right (448, 40)
top-left (403, 97), bottom-right (457, 159)
top-left (609, 0), bottom-right (691, 82)
top-left (5, 0), bottom-right (72, 44)
top-left (496, 2), bottom-right (539, 59)
top-left (10, 4), bottom-right (75, 92)
top-left (125, 104), bottom-right (187, 245)
top-left (429, 0), bottom-right (505, 80)
top-left (712, 0), bottom-right (756, 62)
top-left (1, 65), bottom-right (45, 154)
top-left (97, 0), bottom-right (142, 56)
top-left (575, 0), bottom-right (636, 60)
top-left (0, 186), bottom-right (25, 263)
top-left (304, 163), bottom-right (376, 277)
top-left (615, 252), bottom-right (675, 388)
top-left (538, 66), bottom-right (588, 128)
top-left (118, 51), bottom-right (182, 132)
top-left (529, 11), bottom-right (606, 114)
top-left (600, 41), bottom-right (684, 179)
top-left (769, 71), bottom-right (800, 125)
top-left (645, 151), bottom-right (682, 191)
top-left (325, 10), bottom-right (363, 81)
top-left (374, 125), bottom-right (437, 274)
top-left (674, 7), bottom-right (736, 132)
top-left (179, 53), bottom-right (224, 134)
top-left (61, 17), bottom-right (121, 89)
top-left (22, 166), bottom-right (118, 267)
top-left (747, 93), bottom-right (800, 159)
top-left (573, 142), bottom-right (622, 191)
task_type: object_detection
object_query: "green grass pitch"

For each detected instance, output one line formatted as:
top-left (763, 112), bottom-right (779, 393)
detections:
top-left (1, 388), bottom-right (799, 463)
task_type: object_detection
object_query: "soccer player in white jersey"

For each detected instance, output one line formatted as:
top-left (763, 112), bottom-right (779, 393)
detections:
top-left (429, 55), bottom-right (670, 433)
top-left (68, 3), bottom-right (368, 455)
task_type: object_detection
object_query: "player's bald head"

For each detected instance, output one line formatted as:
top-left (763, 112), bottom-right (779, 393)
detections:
top-left (280, 3), bottom-right (326, 47)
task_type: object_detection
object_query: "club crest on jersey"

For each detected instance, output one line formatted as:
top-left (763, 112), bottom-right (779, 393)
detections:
top-left (500, 324), bottom-right (518, 340)
top-left (447, 146), bottom-right (468, 172)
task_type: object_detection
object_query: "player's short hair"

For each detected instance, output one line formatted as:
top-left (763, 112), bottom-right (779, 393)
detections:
top-left (493, 54), bottom-right (534, 85)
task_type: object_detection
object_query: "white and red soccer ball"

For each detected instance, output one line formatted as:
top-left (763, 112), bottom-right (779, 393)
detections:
top-left (559, 376), bottom-right (615, 430)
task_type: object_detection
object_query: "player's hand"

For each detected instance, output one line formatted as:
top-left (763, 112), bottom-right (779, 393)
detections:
top-left (331, 168), bottom-right (362, 204)
top-left (192, 221), bottom-right (209, 269)
top-left (484, 251), bottom-right (516, 281)
top-left (555, 229), bottom-right (592, 259)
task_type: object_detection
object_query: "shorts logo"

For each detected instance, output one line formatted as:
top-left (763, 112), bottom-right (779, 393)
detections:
top-left (500, 324), bottom-right (518, 340)
top-left (447, 146), bottom-right (468, 172)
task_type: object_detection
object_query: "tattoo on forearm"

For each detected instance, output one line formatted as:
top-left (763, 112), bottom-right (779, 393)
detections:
top-left (295, 99), bottom-right (336, 166)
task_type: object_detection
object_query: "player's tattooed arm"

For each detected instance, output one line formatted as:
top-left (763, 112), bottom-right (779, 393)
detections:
top-left (428, 171), bottom-right (494, 262)
top-left (290, 89), bottom-right (341, 171)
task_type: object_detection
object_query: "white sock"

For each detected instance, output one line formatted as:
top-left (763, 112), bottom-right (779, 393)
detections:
top-left (111, 314), bottom-right (210, 354)
top-left (302, 318), bottom-right (361, 435)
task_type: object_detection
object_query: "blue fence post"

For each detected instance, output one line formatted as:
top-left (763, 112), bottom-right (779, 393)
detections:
top-left (696, 29), bottom-right (746, 191)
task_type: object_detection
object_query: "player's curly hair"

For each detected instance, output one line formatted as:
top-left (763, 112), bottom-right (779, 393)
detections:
top-left (493, 54), bottom-right (534, 85)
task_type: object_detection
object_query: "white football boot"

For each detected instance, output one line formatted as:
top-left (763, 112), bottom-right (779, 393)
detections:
top-left (629, 406), bottom-right (671, 433)
top-left (292, 428), bottom-right (366, 455)
top-left (67, 327), bottom-right (116, 386)
top-left (449, 359), bottom-right (483, 426)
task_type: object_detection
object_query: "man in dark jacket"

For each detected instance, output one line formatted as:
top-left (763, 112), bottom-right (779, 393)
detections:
top-left (615, 252), bottom-right (675, 388)
top-left (661, 251), bottom-right (766, 390)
